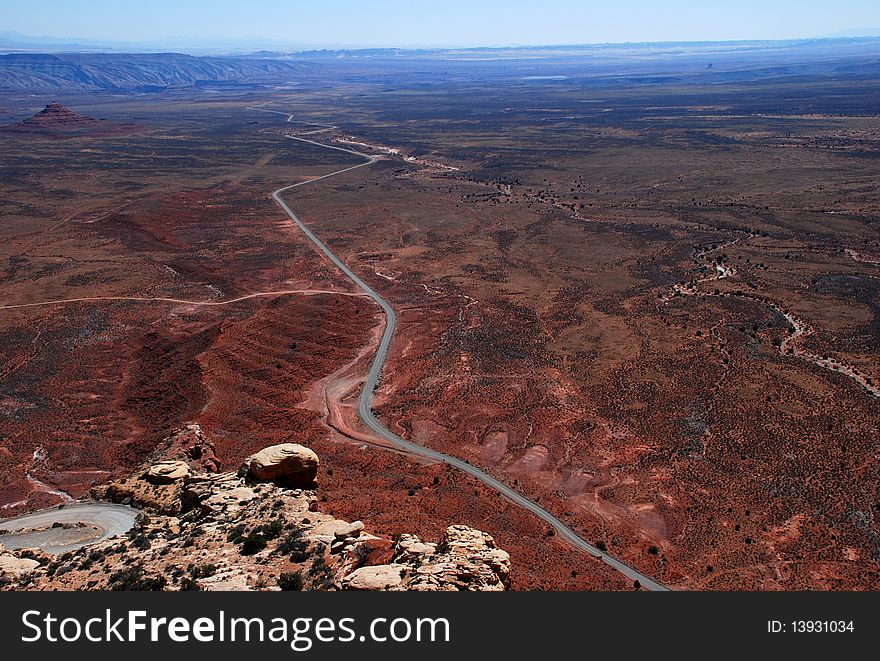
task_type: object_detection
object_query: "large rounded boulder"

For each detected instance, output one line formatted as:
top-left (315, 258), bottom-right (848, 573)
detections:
top-left (146, 460), bottom-right (190, 484)
top-left (241, 443), bottom-right (319, 488)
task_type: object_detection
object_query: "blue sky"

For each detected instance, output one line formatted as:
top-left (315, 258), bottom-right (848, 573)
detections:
top-left (3, 0), bottom-right (880, 48)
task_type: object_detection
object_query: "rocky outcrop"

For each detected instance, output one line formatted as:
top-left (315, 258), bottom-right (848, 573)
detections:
top-left (146, 460), bottom-right (190, 484)
top-left (164, 423), bottom-right (220, 473)
top-left (339, 525), bottom-right (510, 591)
top-left (341, 564), bottom-right (405, 590)
top-left (241, 443), bottom-right (319, 488)
top-left (4, 442), bottom-right (510, 592)
top-left (183, 473), bottom-right (262, 517)
top-left (91, 424), bottom-right (219, 514)
top-left (0, 554), bottom-right (41, 578)
top-left (405, 525), bottom-right (510, 591)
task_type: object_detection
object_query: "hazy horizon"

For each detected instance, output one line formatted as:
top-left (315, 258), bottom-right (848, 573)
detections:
top-left (2, 0), bottom-right (880, 50)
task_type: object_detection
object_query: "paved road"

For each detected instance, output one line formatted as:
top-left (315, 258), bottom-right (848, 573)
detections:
top-left (258, 106), bottom-right (668, 591)
top-left (0, 503), bottom-right (139, 554)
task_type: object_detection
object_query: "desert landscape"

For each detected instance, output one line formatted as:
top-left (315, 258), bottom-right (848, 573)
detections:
top-left (1, 38), bottom-right (879, 590)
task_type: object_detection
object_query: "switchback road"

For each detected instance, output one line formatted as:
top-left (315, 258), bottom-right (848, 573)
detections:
top-left (0, 503), bottom-right (138, 554)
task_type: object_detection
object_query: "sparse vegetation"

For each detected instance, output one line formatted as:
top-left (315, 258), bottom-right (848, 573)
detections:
top-left (240, 531), bottom-right (268, 556)
top-left (276, 528), bottom-right (309, 562)
top-left (109, 564), bottom-right (166, 591)
top-left (278, 571), bottom-right (304, 591)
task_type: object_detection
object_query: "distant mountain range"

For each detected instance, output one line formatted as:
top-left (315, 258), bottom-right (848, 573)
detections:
top-left (0, 30), bottom-right (320, 55)
top-left (5, 28), bottom-right (880, 56)
top-left (0, 52), bottom-right (314, 93)
top-left (3, 34), bottom-right (880, 94)
top-left (827, 28), bottom-right (880, 38)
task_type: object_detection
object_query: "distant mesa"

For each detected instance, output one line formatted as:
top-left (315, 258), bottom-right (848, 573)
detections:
top-left (20, 101), bottom-right (99, 128)
top-left (2, 101), bottom-right (135, 137)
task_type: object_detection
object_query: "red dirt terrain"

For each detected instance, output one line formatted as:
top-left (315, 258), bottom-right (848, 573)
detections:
top-left (0, 174), bottom-right (371, 510)
top-left (0, 98), bottom-right (627, 590)
top-left (3, 51), bottom-right (880, 590)
top-left (275, 77), bottom-right (880, 590)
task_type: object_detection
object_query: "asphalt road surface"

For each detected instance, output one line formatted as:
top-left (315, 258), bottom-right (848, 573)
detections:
top-left (0, 503), bottom-right (139, 554)
top-left (259, 105), bottom-right (668, 591)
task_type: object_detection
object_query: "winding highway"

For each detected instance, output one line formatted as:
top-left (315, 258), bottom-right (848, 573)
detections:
top-left (256, 105), bottom-right (668, 591)
top-left (0, 503), bottom-right (139, 554)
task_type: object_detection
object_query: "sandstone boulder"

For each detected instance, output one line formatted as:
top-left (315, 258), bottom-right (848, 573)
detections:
top-left (341, 564), bottom-right (405, 591)
top-left (241, 444), bottom-right (318, 487)
top-left (146, 460), bottom-right (190, 484)
top-left (0, 555), bottom-right (40, 577)
top-left (333, 520), bottom-right (364, 540)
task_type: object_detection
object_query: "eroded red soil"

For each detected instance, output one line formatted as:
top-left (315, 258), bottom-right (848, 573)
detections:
top-left (0, 110), bottom-right (626, 589)
top-left (3, 81), bottom-right (880, 590)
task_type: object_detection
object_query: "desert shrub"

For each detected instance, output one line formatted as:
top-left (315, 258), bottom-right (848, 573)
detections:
top-left (278, 571), bottom-right (304, 591)
top-left (17, 549), bottom-right (47, 565)
top-left (240, 532), bottom-right (268, 556)
top-left (349, 543), bottom-right (372, 571)
top-left (188, 563), bottom-right (217, 579)
top-left (227, 524), bottom-right (247, 544)
top-left (234, 520), bottom-right (284, 556)
top-left (179, 577), bottom-right (202, 591)
top-left (307, 545), bottom-right (333, 588)
top-left (276, 528), bottom-right (309, 562)
top-left (255, 519), bottom-right (284, 540)
top-left (109, 565), bottom-right (167, 591)
top-left (130, 534), bottom-right (151, 551)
